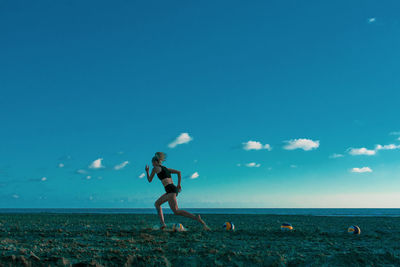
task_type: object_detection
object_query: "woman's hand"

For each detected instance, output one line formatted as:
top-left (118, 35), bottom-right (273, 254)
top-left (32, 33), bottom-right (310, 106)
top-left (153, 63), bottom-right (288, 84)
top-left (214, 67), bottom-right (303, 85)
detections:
top-left (145, 165), bottom-right (149, 173)
top-left (177, 184), bottom-right (182, 192)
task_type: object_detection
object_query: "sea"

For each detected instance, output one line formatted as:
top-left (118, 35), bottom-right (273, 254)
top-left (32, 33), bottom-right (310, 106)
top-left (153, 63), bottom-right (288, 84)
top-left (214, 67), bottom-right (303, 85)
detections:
top-left (0, 208), bottom-right (399, 217)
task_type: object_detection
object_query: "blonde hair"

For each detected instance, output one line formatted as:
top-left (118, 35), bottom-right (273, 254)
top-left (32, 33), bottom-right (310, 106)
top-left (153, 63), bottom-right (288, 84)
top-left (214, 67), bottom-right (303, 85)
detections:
top-left (152, 152), bottom-right (167, 164)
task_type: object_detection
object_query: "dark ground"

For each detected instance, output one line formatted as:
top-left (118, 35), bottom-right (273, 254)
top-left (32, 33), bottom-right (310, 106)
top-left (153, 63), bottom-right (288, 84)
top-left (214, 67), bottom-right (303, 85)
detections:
top-left (0, 214), bottom-right (399, 266)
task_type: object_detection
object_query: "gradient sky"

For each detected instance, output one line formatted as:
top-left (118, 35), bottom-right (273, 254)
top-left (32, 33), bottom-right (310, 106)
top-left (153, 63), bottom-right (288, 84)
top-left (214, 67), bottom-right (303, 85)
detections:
top-left (1, 0), bottom-right (400, 208)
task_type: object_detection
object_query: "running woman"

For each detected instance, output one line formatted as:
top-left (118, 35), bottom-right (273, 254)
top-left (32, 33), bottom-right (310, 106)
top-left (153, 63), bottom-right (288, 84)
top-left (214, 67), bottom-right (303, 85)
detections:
top-left (145, 152), bottom-right (210, 230)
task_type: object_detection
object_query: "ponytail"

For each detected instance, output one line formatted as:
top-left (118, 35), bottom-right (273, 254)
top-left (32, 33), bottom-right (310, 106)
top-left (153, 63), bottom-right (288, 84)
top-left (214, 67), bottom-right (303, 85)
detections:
top-left (152, 152), bottom-right (167, 164)
top-left (155, 152), bottom-right (167, 162)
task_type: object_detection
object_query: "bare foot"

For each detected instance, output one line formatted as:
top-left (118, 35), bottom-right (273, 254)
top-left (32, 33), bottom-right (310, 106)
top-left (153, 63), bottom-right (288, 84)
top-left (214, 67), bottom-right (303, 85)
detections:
top-left (160, 224), bottom-right (166, 230)
top-left (196, 215), bottom-right (211, 231)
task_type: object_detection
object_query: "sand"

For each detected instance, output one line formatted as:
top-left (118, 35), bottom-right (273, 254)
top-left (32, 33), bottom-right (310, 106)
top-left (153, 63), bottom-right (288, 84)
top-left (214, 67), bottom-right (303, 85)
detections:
top-left (0, 213), bottom-right (399, 266)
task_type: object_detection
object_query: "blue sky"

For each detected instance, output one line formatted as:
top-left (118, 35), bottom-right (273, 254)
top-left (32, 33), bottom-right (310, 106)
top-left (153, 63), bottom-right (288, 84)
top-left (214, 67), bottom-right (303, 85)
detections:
top-left (1, 0), bottom-right (400, 208)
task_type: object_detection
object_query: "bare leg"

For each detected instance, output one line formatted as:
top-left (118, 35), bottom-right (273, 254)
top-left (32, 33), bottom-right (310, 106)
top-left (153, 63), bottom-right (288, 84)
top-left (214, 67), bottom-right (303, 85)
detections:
top-left (154, 193), bottom-right (169, 229)
top-left (167, 193), bottom-right (210, 230)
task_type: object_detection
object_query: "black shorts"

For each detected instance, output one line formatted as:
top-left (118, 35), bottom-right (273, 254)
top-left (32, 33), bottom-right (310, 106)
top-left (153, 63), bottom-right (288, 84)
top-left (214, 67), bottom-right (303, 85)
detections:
top-left (164, 184), bottom-right (179, 196)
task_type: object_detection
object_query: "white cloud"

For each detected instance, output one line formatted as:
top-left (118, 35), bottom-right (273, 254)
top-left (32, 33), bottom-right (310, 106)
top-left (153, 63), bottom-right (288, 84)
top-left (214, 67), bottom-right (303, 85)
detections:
top-left (330, 153), bottom-right (344, 159)
top-left (242, 140), bottom-right (271, 151)
top-left (58, 163), bottom-right (64, 168)
top-left (375, 144), bottom-right (400, 151)
top-left (290, 165), bottom-right (297, 168)
top-left (237, 163), bottom-right (241, 167)
top-left (89, 196), bottom-right (94, 201)
top-left (398, 137), bottom-right (400, 141)
top-left (139, 173), bottom-right (145, 179)
top-left (168, 133), bottom-right (193, 148)
top-left (12, 194), bottom-right (19, 199)
top-left (114, 161), bottom-right (130, 170)
top-left (190, 172), bottom-right (199, 179)
top-left (348, 144), bottom-right (400, 156)
top-left (41, 177), bottom-right (47, 181)
top-left (89, 158), bottom-right (104, 169)
top-left (348, 147), bottom-right (376, 156)
top-left (283, 138), bottom-right (320, 151)
top-left (389, 131), bottom-right (400, 135)
top-left (86, 176), bottom-right (92, 180)
top-left (351, 167), bottom-right (372, 173)
top-left (245, 162), bottom-right (261, 168)
top-left (76, 169), bottom-right (87, 174)
top-left (368, 17), bottom-right (376, 24)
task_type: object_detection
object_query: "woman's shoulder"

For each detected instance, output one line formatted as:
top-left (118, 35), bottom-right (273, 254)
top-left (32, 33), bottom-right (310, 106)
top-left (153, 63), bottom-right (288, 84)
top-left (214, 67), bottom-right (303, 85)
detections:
top-left (153, 165), bottom-right (162, 173)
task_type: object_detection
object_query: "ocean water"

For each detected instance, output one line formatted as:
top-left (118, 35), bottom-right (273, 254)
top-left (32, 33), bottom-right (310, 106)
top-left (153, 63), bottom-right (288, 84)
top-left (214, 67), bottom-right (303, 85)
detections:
top-left (0, 208), bottom-right (399, 217)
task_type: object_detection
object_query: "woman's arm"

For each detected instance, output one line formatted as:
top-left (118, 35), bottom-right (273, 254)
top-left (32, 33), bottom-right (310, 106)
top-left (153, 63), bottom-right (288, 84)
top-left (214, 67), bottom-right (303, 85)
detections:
top-left (168, 168), bottom-right (181, 186)
top-left (145, 165), bottom-right (156, 183)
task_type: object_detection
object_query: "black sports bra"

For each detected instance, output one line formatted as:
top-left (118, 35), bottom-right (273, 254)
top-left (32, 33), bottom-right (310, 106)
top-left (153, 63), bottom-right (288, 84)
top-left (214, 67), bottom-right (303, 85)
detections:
top-left (157, 165), bottom-right (171, 180)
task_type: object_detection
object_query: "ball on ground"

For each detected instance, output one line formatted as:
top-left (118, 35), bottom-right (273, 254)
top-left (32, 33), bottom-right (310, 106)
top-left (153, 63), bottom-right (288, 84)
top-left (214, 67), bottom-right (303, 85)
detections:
top-left (348, 225), bottom-right (361, 235)
top-left (172, 223), bottom-right (185, 232)
top-left (280, 223), bottom-right (294, 231)
top-left (223, 222), bottom-right (235, 231)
